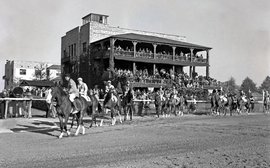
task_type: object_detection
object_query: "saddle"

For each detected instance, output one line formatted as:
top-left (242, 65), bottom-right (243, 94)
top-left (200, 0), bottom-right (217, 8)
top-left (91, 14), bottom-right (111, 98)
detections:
top-left (81, 95), bottom-right (91, 102)
top-left (242, 96), bottom-right (247, 103)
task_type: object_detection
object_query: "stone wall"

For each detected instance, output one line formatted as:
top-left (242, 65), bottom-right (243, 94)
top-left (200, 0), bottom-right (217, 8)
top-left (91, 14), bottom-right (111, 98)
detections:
top-left (89, 21), bottom-right (186, 43)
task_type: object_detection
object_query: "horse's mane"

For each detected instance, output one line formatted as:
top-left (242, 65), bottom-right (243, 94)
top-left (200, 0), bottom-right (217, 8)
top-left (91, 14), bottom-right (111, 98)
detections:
top-left (54, 86), bottom-right (68, 97)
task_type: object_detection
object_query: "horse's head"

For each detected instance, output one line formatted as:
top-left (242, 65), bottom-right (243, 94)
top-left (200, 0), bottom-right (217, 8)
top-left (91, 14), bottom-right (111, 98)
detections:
top-left (47, 86), bottom-right (67, 105)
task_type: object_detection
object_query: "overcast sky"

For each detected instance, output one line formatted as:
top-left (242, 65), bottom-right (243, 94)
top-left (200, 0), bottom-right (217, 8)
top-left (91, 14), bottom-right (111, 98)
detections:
top-left (0, 0), bottom-right (269, 89)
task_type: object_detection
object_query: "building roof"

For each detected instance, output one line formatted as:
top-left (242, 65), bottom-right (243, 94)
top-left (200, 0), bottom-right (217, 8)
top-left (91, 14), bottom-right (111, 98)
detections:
top-left (82, 13), bottom-right (109, 19)
top-left (110, 33), bottom-right (211, 50)
top-left (20, 80), bottom-right (55, 87)
top-left (47, 65), bottom-right (61, 70)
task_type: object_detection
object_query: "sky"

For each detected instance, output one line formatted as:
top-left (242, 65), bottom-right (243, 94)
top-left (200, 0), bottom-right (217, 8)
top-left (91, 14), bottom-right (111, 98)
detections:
top-left (0, 0), bottom-right (269, 90)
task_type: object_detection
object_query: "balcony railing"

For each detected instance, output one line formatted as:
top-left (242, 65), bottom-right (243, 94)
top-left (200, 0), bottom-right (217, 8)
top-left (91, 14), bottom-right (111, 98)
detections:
top-left (135, 52), bottom-right (154, 59)
top-left (156, 53), bottom-right (173, 60)
top-left (112, 50), bottom-right (207, 64)
top-left (114, 50), bottom-right (134, 57)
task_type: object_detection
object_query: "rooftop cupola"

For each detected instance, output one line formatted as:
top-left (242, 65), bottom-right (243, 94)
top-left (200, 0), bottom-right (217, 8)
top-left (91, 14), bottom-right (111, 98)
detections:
top-left (82, 13), bottom-right (109, 25)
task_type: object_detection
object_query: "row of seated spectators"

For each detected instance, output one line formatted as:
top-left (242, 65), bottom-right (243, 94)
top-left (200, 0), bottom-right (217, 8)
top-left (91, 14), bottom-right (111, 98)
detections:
top-left (114, 68), bottom-right (220, 89)
top-left (114, 46), bottom-right (206, 63)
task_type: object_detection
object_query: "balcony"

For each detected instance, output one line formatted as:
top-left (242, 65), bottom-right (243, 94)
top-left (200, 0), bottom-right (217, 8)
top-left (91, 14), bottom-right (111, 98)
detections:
top-left (114, 50), bottom-right (134, 57)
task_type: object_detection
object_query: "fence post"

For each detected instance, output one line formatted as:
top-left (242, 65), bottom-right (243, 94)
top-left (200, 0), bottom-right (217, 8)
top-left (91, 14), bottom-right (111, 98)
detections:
top-left (4, 100), bottom-right (9, 119)
top-left (28, 100), bottom-right (32, 118)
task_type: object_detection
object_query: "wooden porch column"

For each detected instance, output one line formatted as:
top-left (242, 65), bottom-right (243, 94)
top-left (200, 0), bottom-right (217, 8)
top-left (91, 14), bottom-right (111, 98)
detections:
top-left (172, 66), bottom-right (175, 74)
top-left (109, 38), bottom-right (116, 78)
top-left (193, 66), bottom-right (196, 77)
top-left (4, 100), bottom-right (9, 119)
top-left (153, 44), bottom-right (157, 59)
top-left (132, 41), bottom-right (137, 58)
top-left (153, 64), bottom-right (156, 75)
top-left (206, 49), bottom-right (210, 77)
top-left (190, 48), bottom-right (194, 62)
top-left (133, 62), bottom-right (136, 74)
top-left (189, 66), bottom-right (192, 77)
top-left (28, 100), bottom-right (32, 118)
top-left (172, 46), bottom-right (176, 61)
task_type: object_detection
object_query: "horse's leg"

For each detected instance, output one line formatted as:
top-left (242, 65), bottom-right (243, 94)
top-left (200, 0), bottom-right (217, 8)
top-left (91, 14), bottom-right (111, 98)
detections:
top-left (111, 108), bottom-right (116, 125)
top-left (81, 110), bottom-right (86, 135)
top-left (155, 106), bottom-right (159, 118)
top-left (130, 105), bottom-right (133, 121)
top-left (70, 114), bottom-right (75, 129)
top-left (117, 106), bottom-right (122, 123)
top-left (64, 115), bottom-right (70, 136)
top-left (75, 112), bottom-right (81, 136)
top-left (58, 115), bottom-right (64, 139)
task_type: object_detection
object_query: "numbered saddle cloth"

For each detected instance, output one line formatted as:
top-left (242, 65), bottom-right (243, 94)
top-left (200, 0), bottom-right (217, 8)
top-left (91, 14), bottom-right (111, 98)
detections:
top-left (81, 95), bottom-right (91, 102)
top-left (242, 96), bottom-right (247, 102)
top-left (112, 95), bottom-right (118, 103)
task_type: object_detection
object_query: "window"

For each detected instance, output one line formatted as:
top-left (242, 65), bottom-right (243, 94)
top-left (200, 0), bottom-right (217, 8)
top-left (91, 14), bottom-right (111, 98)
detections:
top-left (74, 43), bottom-right (76, 56)
top-left (20, 69), bottom-right (26, 75)
top-left (83, 42), bottom-right (87, 52)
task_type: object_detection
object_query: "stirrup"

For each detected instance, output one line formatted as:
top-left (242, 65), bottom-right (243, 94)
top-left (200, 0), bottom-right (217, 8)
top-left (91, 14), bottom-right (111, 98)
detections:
top-left (71, 110), bottom-right (79, 114)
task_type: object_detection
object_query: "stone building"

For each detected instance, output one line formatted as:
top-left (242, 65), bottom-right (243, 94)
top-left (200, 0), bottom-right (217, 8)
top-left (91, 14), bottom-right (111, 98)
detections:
top-left (61, 13), bottom-right (211, 88)
top-left (3, 60), bottom-right (61, 89)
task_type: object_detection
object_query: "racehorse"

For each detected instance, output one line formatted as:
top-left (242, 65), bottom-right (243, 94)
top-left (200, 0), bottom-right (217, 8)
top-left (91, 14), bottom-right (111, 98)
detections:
top-left (154, 92), bottom-right (163, 118)
top-left (237, 95), bottom-right (251, 114)
top-left (178, 94), bottom-right (186, 116)
top-left (101, 89), bottom-right (122, 126)
top-left (121, 89), bottom-right (134, 121)
top-left (210, 91), bottom-right (221, 115)
top-left (154, 92), bottom-right (170, 118)
top-left (168, 93), bottom-right (184, 116)
top-left (263, 95), bottom-right (270, 113)
top-left (226, 94), bottom-right (240, 116)
top-left (87, 90), bottom-right (102, 128)
top-left (47, 86), bottom-right (88, 138)
top-left (69, 89), bottom-right (102, 128)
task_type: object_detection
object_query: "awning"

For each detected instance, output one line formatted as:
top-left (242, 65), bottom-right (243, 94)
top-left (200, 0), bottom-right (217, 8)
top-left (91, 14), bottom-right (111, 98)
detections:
top-left (19, 80), bottom-right (55, 87)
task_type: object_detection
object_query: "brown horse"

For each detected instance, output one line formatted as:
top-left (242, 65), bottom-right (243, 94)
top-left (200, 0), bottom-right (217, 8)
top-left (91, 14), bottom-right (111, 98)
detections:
top-left (101, 89), bottom-right (122, 126)
top-left (121, 89), bottom-right (134, 121)
top-left (47, 87), bottom-right (88, 138)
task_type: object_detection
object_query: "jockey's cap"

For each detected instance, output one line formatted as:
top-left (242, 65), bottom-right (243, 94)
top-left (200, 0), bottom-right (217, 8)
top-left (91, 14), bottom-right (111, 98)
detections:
top-left (108, 80), bottom-right (111, 83)
top-left (78, 77), bottom-right (83, 81)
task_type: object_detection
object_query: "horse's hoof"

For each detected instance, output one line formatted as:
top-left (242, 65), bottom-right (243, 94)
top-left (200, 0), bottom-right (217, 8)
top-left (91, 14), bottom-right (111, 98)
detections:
top-left (82, 127), bottom-right (85, 135)
top-left (67, 131), bottom-right (71, 136)
top-left (59, 132), bottom-right (64, 139)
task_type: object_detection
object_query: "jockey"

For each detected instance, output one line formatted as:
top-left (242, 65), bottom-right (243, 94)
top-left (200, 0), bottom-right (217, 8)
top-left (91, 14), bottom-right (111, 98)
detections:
top-left (123, 81), bottom-right (131, 96)
top-left (159, 86), bottom-right (165, 101)
top-left (171, 85), bottom-right (178, 99)
top-left (105, 80), bottom-right (115, 93)
top-left (240, 90), bottom-right (247, 102)
top-left (104, 80), bottom-right (117, 104)
top-left (77, 77), bottom-right (90, 102)
top-left (64, 74), bottom-right (80, 114)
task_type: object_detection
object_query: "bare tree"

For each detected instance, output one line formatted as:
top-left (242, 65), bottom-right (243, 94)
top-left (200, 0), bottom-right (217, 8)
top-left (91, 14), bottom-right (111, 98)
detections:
top-left (33, 63), bottom-right (50, 80)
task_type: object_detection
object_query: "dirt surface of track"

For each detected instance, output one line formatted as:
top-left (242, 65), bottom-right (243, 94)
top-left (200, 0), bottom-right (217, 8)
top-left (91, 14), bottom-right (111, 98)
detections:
top-left (0, 114), bottom-right (269, 168)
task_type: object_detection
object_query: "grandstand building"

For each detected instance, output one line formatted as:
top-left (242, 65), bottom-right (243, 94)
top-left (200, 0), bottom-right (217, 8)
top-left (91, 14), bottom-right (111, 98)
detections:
top-left (61, 13), bottom-right (211, 88)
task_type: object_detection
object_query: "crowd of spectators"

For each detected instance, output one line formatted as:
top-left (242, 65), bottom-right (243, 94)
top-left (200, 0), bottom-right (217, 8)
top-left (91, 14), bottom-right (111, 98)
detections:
top-left (114, 67), bottom-right (220, 89)
top-left (114, 46), bottom-right (206, 63)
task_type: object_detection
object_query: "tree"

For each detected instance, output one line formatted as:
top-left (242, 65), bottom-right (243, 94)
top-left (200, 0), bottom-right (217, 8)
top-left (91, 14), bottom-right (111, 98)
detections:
top-left (259, 76), bottom-right (270, 93)
top-left (240, 77), bottom-right (257, 93)
top-left (33, 63), bottom-right (50, 80)
top-left (224, 77), bottom-right (237, 93)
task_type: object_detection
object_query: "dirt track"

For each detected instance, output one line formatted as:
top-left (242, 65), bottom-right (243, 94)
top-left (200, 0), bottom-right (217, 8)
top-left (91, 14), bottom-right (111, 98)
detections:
top-left (0, 113), bottom-right (269, 168)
